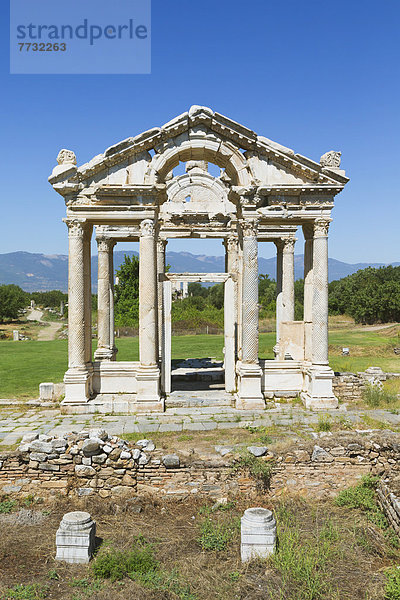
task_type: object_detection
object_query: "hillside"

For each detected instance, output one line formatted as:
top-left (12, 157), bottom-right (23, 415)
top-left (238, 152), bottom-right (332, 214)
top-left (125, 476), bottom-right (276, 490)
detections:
top-left (0, 251), bottom-right (398, 292)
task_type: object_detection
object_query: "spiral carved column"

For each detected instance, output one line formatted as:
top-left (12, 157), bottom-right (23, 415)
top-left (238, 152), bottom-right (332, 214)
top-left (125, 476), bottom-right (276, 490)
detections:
top-left (237, 219), bottom-right (264, 409)
top-left (63, 218), bottom-right (92, 404)
top-left (136, 219), bottom-right (162, 410)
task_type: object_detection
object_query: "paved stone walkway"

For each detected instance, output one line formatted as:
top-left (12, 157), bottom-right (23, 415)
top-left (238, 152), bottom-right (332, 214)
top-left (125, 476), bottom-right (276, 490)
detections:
top-left (0, 398), bottom-right (400, 447)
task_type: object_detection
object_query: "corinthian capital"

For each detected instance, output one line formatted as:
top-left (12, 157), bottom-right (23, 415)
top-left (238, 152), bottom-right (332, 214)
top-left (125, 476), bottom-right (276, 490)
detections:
top-left (226, 235), bottom-right (238, 254)
top-left (314, 218), bottom-right (331, 237)
top-left (282, 237), bottom-right (296, 252)
top-left (64, 218), bottom-right (87, 237)
top-left (157, 239), bottom-right (168, 253)
top-left (97, 237), bottom-right (115, 252)
top-left (242, 218), bottom-right (259, 238)
top-left (140, 219), bottom-right (155, 238)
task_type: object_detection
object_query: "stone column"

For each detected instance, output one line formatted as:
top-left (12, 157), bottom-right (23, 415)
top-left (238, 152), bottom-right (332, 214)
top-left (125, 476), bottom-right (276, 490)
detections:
top-left (312, 219), bottom-right (330, 365)
top-left (302, 217), bottom-right (337, 409)
top-left (83, 225), bottom-right (93, 367)
top-left (63, 218), bottom-right (92, 404)
top-left (157, 239), bottom-right (167, 359)
top-left (136, 219), bottom-right (162, 411)
top-left (108, 241), bottom-right (117, 359)
top-left (237, 219), bottom-right (264, 409)
top-left (224, 235), bottom-right (239, 393)
top-left (95, 238), bottom-right (116, 361)
top-left (303, 225), bottom-right (314, 362)
top-left (282, 237), bottom-right (295, 322)
top-left (274, 240), bottom-right (283, 355)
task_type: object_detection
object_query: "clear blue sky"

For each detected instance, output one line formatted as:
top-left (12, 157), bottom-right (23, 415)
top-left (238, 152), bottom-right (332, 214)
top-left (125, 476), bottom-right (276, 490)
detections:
top-left (1, 0), bottom-right (399, 263)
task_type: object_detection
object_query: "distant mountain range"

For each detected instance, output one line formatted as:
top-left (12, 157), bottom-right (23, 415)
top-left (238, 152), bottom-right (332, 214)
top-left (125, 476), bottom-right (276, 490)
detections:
top-left (0, 251), bottom-right (398, 292)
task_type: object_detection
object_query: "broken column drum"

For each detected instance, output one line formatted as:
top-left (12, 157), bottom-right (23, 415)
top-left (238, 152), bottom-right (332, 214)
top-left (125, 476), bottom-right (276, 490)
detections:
top-left (56, 511), bottom-right (96, 564)
top-left (241, 507), bottom-right (276, 562)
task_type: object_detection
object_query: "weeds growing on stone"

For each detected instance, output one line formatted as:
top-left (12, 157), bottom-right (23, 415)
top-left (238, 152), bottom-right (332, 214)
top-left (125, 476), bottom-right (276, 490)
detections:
top-left (316, 415), bottom-right (333, 432)
top-left (232, 449), bottom-right (274, 490)
top-left (362, 383), bottom-right (398, 408)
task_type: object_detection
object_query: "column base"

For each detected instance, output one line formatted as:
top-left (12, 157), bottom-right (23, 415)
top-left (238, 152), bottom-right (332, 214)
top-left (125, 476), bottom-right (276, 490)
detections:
top-left (94, 346), bottom-right (118, 361)
top-left (63, 367), bottom-right (93, 404)
top-left (236, 362), bottom-right (265, 410)
top-left (136, 364), bottom-right (162, 410)
top-left (301, 365), bottom-right (338, 410)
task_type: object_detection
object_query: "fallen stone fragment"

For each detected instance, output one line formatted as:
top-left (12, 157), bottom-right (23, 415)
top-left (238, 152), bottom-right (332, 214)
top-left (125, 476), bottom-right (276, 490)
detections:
top-left (162, 454), bottom-right (180, 468)
top-left (311, 445), bottom-right (334, 462)
top-left (247, 446), bottom-right (268, 457)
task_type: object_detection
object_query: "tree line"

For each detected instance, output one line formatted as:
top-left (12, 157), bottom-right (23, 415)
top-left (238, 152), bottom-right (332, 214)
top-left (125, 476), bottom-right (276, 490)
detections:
top-left (1, 260), bottom-right (398, 326)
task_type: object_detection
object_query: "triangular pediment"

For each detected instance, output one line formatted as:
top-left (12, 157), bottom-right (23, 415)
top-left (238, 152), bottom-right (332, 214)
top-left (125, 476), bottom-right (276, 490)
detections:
top-left (49, 106), bottom-right (348, 196)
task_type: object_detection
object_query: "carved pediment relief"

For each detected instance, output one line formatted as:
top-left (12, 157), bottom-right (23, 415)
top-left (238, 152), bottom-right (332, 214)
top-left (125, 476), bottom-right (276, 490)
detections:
top-left (162, 171), bottom-right (235, 218)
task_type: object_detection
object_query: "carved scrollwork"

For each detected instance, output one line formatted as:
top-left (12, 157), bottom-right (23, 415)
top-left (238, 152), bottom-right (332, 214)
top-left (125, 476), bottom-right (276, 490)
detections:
top-left (157, 239), bottom-right (168, 253)
top-left (57, 149), bottom-right (77, 166)
top-left (226, 235), bottom-right (238, 254)
top-left (140, 219), bottom-right (155, 238)
top-left (242, 218), bottom-right (259, 238)
top-left (64, 218), bottom-right (86, 237)
top-left (320, 151), bottom-right (341, 168)
top-left (283, 238), bottom-right (296, 252)
top-left (314, 218), bottom-right (331, 236)
top-left (97, 238), bottom-right (115, 252)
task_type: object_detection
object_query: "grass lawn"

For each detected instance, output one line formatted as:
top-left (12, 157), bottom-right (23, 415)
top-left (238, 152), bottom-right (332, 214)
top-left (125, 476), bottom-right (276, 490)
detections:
top-left (0, 328), bottom-right (398, 399)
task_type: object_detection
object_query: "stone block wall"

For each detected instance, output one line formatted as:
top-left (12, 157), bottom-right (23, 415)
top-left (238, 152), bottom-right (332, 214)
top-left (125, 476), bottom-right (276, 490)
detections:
top-left (333, 368), bottom-right (400, 403)
top-left (1, 430), bottom-right (400, 503)
top-left (377, 477), bottom-right (400, 536)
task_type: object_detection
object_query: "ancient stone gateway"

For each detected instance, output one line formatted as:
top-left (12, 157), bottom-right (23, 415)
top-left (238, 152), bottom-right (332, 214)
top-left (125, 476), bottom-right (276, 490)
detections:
top-left (49, 106), bottom-right (348, 414)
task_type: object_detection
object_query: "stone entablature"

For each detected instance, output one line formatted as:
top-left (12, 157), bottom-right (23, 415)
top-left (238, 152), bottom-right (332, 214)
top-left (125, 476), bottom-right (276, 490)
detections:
top-left (49, 106), bottom-right (349, 413)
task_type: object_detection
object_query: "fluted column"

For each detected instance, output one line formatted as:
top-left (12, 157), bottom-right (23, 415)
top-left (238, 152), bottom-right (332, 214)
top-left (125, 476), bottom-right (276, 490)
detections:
top-left (63, 218), bottom-right (92, 404)
top-left (139, 220), bottom-right (158, 366)
top-left (303, 225), bottom-right (314, 361)
top-left (95, 237), bottom-right (116, 361)
top-left (282, 237), bottom-right (296, 322)
top-left (312, 218), bottom-right (330, 365)
top-left (157, 239), bottom-right (167, 374)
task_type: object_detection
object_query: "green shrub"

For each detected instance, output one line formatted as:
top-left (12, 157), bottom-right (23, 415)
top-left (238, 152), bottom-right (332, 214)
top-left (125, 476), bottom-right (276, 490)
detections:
top-left (385, 567), bottom-right (400, 600)
top-left (198, 516), bottom-right (239, 551)
top-left (92, 536), bottom-right (157, 582)
top-left (232, 450), bottom-right (273, 490)
top-left (316, 415), bottom-right (332, 432)
top-left (362, 383), bottom-right (397, 408)
top-left (335, 474), bottom-right (379, 512)
top-left (0, 497), bottom-right (17, 513)
top-left (2, 584), bottom-right (48, 599)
